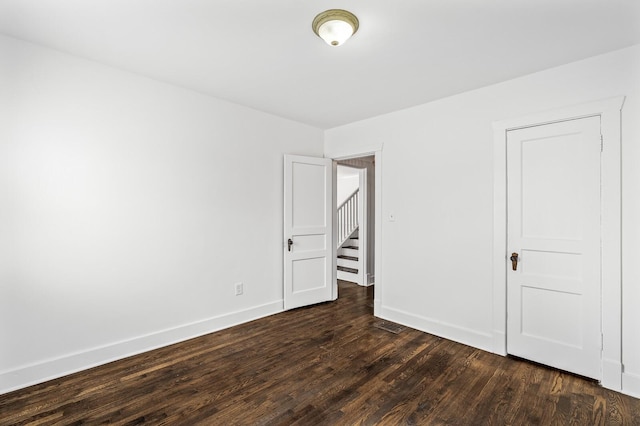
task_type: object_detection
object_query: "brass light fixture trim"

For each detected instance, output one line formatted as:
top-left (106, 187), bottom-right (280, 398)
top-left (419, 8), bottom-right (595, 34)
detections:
top-left (312, 9), bottom-right (359, 46)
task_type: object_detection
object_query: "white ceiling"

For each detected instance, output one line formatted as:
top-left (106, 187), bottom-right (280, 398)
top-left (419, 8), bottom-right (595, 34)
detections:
top-left (1, 0), bottom-right (639, 129)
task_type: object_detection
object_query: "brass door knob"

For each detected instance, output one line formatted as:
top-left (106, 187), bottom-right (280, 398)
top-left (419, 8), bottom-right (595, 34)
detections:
top-left (510, 253), bottom-right (519, 271)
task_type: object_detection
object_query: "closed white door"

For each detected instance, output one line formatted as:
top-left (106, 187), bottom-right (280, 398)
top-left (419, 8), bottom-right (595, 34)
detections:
top-left (284, 154), bottom-right (334, 310)
top-left (507, 116), bottom-right (602, 379)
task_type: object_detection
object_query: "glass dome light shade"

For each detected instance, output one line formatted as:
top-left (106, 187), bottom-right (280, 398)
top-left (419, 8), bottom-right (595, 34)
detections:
top-left (318, 19), bottom-right (354, 46)
top-left (312, 9), bottom-right (359, 47)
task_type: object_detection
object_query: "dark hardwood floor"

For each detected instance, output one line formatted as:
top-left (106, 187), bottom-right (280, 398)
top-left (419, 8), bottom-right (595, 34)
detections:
top-left (1, 281), bottom-right (639, 425)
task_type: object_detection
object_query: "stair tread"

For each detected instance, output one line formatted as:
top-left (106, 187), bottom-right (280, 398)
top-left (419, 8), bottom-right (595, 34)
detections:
top-left (342, 246), bottom-right (359, 250)
top-left (337, 255), bottom-right (358, 261)
top-left (350, 236), bottom-right (359, 240)
top-left (337, 266), bottom-right (358, 274)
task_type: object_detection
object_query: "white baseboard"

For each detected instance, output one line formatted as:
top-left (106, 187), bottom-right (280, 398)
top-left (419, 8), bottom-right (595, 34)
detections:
top-left (492, 330), bottom-right (507, 356)
top-left (602, 358), bottom-right (623, 392)
top-left (622, 371), bottom-right (640, 399)
top-left (0, 300), bottom-right (283, 396)
top-left (373, 298), bottom-right (382, 316)
top-left (377, 305), bottom-right (493, 353)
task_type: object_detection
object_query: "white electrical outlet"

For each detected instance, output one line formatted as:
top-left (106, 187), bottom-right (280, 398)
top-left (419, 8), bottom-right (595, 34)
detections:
top-left (234, 282), bottom-right (243, 296)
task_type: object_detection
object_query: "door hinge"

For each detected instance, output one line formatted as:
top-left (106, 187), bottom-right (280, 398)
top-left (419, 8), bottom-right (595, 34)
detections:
top-left (600, 135), bottom-right (604, 152)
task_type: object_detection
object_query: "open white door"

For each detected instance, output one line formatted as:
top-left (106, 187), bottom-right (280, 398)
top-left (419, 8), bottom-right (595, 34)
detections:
top-left (284, 154), bottom-right (334, 310)
top-left (507, 116), bottom-right (602, 379)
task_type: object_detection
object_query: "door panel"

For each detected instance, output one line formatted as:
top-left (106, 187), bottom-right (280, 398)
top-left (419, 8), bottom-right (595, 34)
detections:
top-left (284, 155), bottom-right (334, 310)
top-left (292, 257), bottom-right (327, 292)
top-left (292, 161), bottom-right (327, 228)
top-left (521, 133), bottom-right (585, 240)
top-left (507, 116), bottom-right (601, 379)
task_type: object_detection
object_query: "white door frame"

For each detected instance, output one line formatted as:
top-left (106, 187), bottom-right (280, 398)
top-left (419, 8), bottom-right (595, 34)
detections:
top-left (331, 150), bottom-right (382, 313)
top-left (357, 167), bottom-right (369, 287)
top-left (492, 96), bottom-right (624, 391)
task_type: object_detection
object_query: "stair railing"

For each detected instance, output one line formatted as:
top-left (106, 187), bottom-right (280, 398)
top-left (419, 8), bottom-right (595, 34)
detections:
top-left (337, 189), bottom-right (359, 248)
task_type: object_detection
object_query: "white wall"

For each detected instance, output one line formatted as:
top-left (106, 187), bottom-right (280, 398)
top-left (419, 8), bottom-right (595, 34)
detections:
top-left (0, 35), bottom-right (323, 394)
top-left (325, 44), bottom-right (640, 397)
top-left (336, 166), bottom-right (360, 206)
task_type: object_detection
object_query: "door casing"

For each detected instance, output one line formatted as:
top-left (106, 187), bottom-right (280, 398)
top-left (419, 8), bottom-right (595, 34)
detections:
top-left (492, 97), bottom-right (624, 391)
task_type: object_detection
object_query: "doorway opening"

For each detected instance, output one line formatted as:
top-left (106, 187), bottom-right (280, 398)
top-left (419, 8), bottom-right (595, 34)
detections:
top-left (335, 155), bottom-right (375, 288)
top-left (282, 150), bottom-right (382, 314)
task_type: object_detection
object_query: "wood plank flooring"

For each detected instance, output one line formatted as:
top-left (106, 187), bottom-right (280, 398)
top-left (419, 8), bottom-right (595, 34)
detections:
top-left (1, 281), bottom-right (639, 425)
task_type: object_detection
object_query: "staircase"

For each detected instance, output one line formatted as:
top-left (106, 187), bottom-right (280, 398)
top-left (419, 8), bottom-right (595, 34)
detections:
top-left (337, 229), bottom-right (362, 284)
top-left (337, 189), bottom-right (363, 285)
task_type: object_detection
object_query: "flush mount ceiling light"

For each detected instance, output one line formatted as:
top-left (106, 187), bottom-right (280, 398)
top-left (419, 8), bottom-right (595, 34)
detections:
top-left (312, 9), bottom-right (359, 47)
